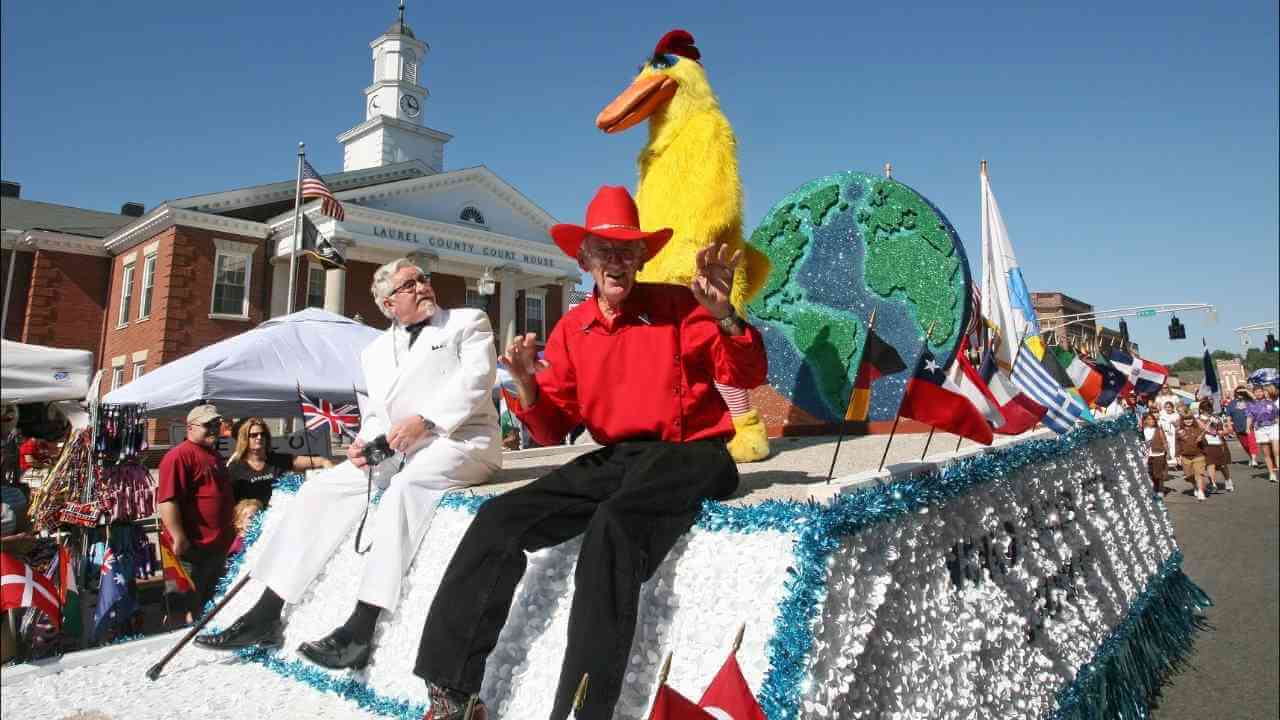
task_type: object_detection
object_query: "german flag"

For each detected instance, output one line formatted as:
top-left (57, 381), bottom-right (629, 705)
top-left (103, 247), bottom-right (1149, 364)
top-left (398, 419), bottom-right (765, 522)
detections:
top-left (845, 327), bottom-right (907, 421)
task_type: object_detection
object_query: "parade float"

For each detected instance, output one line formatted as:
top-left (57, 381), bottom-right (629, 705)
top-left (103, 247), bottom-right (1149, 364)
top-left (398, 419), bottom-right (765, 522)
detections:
top-left (2, 29), bottom-right (1209, 720)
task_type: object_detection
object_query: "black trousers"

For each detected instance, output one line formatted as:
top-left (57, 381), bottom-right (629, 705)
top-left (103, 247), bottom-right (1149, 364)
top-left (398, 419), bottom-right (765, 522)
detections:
top-left (415, 439), bottom-right (738, 720)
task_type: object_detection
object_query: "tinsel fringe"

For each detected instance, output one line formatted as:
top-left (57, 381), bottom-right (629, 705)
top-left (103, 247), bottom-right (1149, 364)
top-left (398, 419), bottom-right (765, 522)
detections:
top-left (1049, 551), bottom-right (1211, 720)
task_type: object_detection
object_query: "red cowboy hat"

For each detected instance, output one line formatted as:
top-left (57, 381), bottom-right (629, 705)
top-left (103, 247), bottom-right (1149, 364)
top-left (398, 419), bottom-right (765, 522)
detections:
top-left (550, 186), bottom-right (672, 262)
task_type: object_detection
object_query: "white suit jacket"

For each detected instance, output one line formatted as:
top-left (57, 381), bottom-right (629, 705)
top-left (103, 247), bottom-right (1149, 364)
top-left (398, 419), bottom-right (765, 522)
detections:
top-left (357, 308), bottom-right (501, 473)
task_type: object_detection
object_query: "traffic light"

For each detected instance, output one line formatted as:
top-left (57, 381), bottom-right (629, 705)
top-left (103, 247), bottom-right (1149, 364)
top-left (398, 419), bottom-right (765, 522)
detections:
top-left (1119, 318), bottom-right (1130, 344)
top-left (1266, 333), bottom-right (1279, 353)
top-left (1168, 316), bottom-right (1186, 340)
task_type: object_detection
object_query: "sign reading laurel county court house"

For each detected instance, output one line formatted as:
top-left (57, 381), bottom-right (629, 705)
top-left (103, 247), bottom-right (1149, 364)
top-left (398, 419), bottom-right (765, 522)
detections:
top-left (371, 225), bottom-right (558, 269)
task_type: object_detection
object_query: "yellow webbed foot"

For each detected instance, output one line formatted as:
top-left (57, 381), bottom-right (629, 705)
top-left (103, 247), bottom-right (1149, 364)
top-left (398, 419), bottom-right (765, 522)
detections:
top-left (727, 408), bottom-right (771, 463)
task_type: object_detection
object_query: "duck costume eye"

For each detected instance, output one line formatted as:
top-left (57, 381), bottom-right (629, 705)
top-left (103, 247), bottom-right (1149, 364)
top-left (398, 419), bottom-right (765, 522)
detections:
top-left (649, 53), bottom-right (679, 70)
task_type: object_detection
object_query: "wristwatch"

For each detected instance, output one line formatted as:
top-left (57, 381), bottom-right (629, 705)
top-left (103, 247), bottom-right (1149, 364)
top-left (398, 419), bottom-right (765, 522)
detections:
top-left (716, 313), bottom-right (743, 334)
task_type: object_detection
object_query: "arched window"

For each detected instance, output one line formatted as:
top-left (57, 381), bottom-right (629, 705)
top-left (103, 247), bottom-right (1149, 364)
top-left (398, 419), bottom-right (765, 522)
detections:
top-left (460, 206), bottom-right (485, 225)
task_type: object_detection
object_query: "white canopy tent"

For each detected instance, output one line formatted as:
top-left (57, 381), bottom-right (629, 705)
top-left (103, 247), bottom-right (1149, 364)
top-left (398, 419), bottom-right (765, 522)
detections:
top-left (103, 308), bottom-right (382, 418)
top-left (1, 340), bottom-right (95, 404)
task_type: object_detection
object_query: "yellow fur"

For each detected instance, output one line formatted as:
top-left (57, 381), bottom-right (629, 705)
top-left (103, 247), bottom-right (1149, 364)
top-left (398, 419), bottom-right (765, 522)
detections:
top-left (625, 57), bottom-right (772, 462)
top-left (631, 60), bottom-right (770, 313)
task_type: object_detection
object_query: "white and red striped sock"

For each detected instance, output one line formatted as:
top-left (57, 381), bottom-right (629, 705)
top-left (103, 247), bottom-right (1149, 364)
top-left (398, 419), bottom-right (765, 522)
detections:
top-left (714, 382), bottom-right (752, 417)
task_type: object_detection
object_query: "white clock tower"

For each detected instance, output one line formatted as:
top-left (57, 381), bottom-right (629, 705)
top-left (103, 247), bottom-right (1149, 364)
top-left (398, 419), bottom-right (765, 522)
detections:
top-left (338, 2), bottom-right (452, 172)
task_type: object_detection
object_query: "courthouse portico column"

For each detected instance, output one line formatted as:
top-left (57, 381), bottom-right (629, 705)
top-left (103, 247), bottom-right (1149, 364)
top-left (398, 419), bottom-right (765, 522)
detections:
top-left (322, 240), bottom-right (350, 315)
top-left (497, 268), bottom-right (518, 349)
top-left (270, 259), bottom-right (291, 318)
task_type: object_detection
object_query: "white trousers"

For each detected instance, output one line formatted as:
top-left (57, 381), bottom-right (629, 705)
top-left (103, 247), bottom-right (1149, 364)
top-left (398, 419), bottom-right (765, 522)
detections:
top-left (252, 438), bottom-right (496, 612)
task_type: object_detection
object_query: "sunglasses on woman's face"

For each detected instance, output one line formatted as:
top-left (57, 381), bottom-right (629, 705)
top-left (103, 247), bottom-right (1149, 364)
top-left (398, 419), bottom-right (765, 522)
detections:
top-left (248, 432), bottom-right (267, 439)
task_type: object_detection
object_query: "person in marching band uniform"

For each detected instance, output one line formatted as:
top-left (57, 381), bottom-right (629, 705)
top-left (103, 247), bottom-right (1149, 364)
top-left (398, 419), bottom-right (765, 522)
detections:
top-left (196, 257), bottom-right (500, 670)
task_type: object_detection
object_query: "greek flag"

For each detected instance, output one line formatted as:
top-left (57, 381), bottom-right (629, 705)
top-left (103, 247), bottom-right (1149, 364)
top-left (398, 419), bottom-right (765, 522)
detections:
top-left (1012, 348), bottom-right (1084, 434)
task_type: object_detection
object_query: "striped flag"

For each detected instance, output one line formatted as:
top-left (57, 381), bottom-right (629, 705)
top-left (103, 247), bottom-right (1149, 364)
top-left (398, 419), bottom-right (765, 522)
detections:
top-left (845, 327), bottom-right (907, 421)
top-left (1012, 342), bottom-right (1086, 434)
top-left (159, 533), bottom-right (194, 595)
top-left (980, 343), bottom-right (1047, 434)
top-left (1054, 347), bottom-right (1103, 406)
top-left (301, 159), bottom-right (346, 221)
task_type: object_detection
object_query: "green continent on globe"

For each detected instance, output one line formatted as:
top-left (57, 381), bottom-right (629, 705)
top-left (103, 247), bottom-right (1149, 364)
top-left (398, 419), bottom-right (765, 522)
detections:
top-left (746, 171), bottom-right (971, 421)
top-left (856, 179), bottom-right (963, 346)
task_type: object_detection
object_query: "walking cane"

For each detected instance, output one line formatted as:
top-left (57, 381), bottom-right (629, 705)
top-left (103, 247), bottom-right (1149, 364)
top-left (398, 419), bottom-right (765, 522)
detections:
top-left (145, 574), bottom-right (252, 681)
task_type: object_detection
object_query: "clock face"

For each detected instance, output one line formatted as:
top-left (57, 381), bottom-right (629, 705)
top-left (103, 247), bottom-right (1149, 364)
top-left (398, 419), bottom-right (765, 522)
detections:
top-left (400, 94), bottom-right (421, 117)
top-left (368, 96), bottom-right (381, 116)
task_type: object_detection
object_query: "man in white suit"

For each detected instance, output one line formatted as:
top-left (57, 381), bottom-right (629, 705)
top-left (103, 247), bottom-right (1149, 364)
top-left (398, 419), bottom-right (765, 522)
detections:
top-left (196, 257), bottom-right (500, 669)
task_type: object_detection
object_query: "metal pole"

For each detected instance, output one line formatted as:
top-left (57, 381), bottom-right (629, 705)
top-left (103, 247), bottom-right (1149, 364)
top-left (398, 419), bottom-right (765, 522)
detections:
top-left (877, 415), bottom-right (902, 472)
top-left (920, 427), bottom-right (935, 460)
top-left (285, 142), bottom-right (305, 315)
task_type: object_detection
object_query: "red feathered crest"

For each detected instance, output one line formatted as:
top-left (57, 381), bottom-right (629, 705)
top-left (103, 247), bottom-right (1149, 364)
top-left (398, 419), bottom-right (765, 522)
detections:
top-left (653, 29), bottom-right (701, 63)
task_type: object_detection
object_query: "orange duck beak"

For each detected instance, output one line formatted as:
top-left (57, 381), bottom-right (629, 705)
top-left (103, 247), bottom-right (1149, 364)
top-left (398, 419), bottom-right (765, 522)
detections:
top-left (596, 74), bottom-right (678, 134)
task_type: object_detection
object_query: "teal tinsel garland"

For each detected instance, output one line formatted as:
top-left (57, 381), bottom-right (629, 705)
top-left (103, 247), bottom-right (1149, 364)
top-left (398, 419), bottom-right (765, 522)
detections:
top-left (1049, 551), bottom-right (1211, 720)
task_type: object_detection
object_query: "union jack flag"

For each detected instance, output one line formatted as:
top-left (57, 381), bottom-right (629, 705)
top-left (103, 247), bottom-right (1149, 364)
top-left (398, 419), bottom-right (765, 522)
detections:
top-left (299, 391), bottom-right (360, 436)
top-left (301, 158), bottom-right (345, 221)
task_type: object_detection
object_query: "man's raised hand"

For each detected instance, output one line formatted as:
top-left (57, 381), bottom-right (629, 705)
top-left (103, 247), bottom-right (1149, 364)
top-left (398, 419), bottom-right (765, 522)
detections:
top-left (691, 241), bottom-right (742, 319)
top-left (501, 333), bottom-right (549, 382)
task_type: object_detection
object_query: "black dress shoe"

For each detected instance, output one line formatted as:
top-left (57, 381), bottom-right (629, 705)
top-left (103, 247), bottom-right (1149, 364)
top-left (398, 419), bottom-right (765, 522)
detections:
top-left (194, 616), bottom-right (283, 651)
top-left (297, 628), bottom-right (372, 670)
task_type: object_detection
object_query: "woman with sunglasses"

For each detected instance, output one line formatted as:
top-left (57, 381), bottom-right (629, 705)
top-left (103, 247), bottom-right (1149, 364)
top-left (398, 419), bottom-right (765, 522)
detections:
top-left (227, 418), bottom-right (332, 507)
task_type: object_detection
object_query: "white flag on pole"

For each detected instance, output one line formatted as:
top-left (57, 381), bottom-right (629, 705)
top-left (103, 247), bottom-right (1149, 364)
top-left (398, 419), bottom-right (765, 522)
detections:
top-left (980, 169), bottom-right (1041, 369)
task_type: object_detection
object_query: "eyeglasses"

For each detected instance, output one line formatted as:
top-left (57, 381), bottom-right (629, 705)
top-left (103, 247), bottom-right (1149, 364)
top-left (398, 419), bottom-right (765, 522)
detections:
top-left (586, 243), bottom-right (642, 264)
top-left (192, 420), bottom-right (221, 431)
top-left (248, 432), bottom-right (267, 439)
top-left (390, 273), bottom-right (432, 297)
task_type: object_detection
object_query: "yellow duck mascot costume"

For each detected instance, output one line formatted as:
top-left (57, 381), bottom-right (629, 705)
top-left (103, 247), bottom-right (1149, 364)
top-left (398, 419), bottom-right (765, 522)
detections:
top-left (596, 29), bottom-right (772, 462)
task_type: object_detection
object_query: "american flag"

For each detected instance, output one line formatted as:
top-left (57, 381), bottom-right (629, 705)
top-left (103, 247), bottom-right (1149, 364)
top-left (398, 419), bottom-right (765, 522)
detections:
top-left (301, 159), bottom-right (346, 221)
top-left (299, 390), bottom-right (360, 436)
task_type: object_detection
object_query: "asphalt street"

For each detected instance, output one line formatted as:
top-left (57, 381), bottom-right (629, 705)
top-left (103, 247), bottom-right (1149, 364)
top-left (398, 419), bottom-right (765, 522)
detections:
top-left (1152, 459), bottom-right (1280, 720)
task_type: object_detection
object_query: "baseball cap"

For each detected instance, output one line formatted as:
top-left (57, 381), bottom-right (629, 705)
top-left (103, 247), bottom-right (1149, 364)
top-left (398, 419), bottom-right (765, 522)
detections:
top-left (187, 404), bottom-right (223, 426)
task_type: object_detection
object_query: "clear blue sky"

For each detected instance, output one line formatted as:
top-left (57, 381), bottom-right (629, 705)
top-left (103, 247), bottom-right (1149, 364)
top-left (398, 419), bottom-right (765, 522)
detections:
top-left (3, 1), bottom-right (1276, 364)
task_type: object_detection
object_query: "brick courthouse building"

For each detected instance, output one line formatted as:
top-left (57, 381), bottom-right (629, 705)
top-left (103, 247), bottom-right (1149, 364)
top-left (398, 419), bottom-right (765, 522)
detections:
top-left (2, 13), bottom-right (579, 442)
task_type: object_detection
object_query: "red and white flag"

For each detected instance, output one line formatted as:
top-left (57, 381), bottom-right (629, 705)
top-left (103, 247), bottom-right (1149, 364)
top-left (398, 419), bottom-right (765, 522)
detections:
top-left (698, 653), bottom-right (766, 720)
top-left (649, 685), bottom-right (714, 720)
top-left (1, 551), bottom-right (62, 630)
top-left (899, 341), bottom-right (1004, 445)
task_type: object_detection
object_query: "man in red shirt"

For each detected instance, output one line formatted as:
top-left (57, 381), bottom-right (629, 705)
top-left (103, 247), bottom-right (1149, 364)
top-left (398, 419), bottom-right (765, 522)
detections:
top-left (157, 404), bottom-right (234, 618)
top-left (413, 186), bottom-right (768, 720)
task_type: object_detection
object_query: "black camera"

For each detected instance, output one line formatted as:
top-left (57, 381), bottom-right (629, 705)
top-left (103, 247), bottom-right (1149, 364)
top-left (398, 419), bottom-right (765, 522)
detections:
top-left (361, 434), bottom-right (394, 465)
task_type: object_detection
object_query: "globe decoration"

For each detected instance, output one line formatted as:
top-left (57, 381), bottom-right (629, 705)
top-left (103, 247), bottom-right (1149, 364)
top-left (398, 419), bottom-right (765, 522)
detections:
top-left (746, 171), bottom-right (973, 427)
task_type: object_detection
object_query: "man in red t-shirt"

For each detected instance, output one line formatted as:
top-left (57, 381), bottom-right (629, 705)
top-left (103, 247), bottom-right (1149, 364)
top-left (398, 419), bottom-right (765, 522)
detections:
top-left (414, 187), bottom-right (768, 720)
top-left (157, 404), bottom-right (234, 617)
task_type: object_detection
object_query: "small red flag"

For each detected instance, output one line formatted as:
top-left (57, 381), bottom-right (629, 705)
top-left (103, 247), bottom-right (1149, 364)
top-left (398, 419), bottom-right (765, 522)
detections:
top-left (1, 551), bottom-right (62, 630)
top-left (649, 684), bottom-right (714, 720)
top-left (698, 653), bottom-right (767, 720)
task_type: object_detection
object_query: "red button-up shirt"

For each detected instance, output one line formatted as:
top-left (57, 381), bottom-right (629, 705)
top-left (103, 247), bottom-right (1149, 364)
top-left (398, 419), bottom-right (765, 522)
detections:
top-left (506, 283), bottom-right (768, 447)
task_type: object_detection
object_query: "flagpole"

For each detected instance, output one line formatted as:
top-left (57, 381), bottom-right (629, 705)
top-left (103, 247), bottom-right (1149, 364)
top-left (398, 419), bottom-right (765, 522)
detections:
top-left (879, 320), bottom-right (938, 472)
top-left (285, 142), bottom-right (305, 315)
top-left (827, 309), bottom-right (877, 483)
top-left (920, 427), bottom-right (935, 460)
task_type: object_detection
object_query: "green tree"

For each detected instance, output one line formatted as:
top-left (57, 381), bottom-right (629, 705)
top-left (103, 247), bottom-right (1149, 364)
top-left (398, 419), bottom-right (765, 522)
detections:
top-left (1244, 348), bottom-right (1279, 373)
